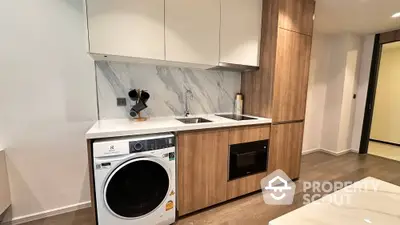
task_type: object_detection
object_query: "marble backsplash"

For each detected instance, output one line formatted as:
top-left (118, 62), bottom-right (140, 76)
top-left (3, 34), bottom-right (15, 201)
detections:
top-left (96, 62), bottom-right (241, 119)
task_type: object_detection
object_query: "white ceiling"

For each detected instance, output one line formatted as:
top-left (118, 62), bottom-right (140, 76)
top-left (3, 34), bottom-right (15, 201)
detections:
top-left (314, 0), bottom-right (400, 34)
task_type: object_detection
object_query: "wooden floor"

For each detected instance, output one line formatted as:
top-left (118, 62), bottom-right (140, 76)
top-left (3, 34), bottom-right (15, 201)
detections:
top-left (20, 152), bottom-right (400, 225)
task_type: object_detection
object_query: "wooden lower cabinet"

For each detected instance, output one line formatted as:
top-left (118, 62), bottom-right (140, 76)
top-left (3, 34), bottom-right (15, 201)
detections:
top-left (177, 129), bottom-right (229, 216)
top-left (268, 121), bottom-right (304, 180)
top-left (177, 125), bottom-right (271, 216)
top-left (229, 124), bottom-right (270, 144)
top-left (226, 172), bottom-right (267, 199)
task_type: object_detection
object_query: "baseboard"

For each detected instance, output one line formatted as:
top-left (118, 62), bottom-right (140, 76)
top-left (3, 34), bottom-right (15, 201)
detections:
top-left (1, 201), bottom-right (91, 225)
top-left (302, 148), bottom-right (321, 155)
top-left (320, 148), bottom-right (353, 156)
top-left (302, 148), bottom-right (355, 156)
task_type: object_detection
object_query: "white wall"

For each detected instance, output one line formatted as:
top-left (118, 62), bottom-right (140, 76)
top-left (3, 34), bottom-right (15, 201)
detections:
top-left (337, 35), bottom-right (361, 152)
top-left (0, 0), bottom-right (97, 222)
top-left (303, 33), bottom-right (365, 154)
top-left (351, 35), bottom-right (375, 151)
top-left (320, 35), bottom-right (348, 152)
top-left (370, 45), bottom-right (400, 144)
top-left (303, 34), bottom-right (330, 152)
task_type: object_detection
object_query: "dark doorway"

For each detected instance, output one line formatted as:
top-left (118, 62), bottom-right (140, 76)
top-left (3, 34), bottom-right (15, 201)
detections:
top-left (359, 29), bottom-right (400, 155)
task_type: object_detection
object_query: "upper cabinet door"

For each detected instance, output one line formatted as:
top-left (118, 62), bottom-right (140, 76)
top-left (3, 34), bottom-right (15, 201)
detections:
top-left (272, 29), bottom-right (312, 123)
top-left (220, 0), bottom-right (262, 66)
top-left (165, 0), bottom-right (220, 66)
top-left (86, 0), bottom-right (165, 60)
top-left (278, 0), bottom-right (315, 36)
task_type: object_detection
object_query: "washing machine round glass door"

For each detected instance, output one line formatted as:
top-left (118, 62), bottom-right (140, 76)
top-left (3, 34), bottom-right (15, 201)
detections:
top-left (104, 158), bottom-right (170, 219)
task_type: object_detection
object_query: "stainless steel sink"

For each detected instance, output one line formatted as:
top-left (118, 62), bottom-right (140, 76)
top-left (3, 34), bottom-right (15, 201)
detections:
top-left (176, 117), bottom-right (212, 124)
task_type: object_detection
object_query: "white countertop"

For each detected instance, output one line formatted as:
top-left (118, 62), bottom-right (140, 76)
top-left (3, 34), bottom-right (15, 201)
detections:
top-left (86, 114), bottom-right (272, 139)
top-left (270, 177), bottom-right (400, 225)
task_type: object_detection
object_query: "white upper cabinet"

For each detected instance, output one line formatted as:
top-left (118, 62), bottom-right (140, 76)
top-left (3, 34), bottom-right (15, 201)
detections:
top-left (86, 0), bottom-right (165, 60)
top-left (165, 0), bottom-right (220, 66)
top-left (85, 0), bottom-right (262, 69)
top-left (220, 0), bottom-right (262, 67)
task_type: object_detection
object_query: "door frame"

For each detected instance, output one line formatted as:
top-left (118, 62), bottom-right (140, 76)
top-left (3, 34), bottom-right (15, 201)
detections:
top-left (359, 29), bottom-right (400, 154)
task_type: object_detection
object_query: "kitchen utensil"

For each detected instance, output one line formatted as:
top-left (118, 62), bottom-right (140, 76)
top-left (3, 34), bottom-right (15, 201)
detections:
top-left (128, 89), bottom-right (139, 101)
top-left (131, 100), bottom-right (147, 114)
top-left (140, 91), bottom-right (150, 103)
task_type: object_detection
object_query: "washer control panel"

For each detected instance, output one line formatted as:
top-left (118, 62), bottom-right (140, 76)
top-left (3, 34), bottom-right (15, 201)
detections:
top-left (129, 136), bottom-right (175, 153)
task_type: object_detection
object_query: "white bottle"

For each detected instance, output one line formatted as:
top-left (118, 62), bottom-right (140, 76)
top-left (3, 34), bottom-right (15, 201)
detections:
top-left (234, 93), bottom-right (243, 115)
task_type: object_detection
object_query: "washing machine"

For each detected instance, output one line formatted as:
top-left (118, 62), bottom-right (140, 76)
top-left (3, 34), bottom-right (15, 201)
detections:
top-left (93, 133), bottom-right (176, 225)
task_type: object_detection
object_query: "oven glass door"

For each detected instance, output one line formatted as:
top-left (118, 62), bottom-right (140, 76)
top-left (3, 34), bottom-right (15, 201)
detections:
top-left (229, 140), bottom-right (268, 180)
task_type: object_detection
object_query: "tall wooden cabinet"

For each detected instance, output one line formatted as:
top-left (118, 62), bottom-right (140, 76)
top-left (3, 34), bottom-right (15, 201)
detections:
top-left (278, 0), bottom-right (315, 35)
top-left (242, 0), bottom-right (315, 180)
top-left (272, 29), bottom-right (312, 123)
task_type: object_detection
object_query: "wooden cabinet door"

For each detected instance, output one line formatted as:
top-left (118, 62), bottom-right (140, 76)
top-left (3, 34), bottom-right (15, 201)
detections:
top-left (229, 125), bottom-right (270, 145)
top-left (86, 0), bottom-right (165, 60)
top-left (220, 0), bottom-right (263, 66)
top-left (227, 172), bottom-right (267, 200)
top-left (268, 122), bottom-right (304, 180)
top-left (165, 0), bottom-right (220, 66)
top-left (272, 29), bottom-right (312, 123)
top-left (177, 129), bottom-right (229, 216)
top-left (278, 0), bottom-right (315, 36)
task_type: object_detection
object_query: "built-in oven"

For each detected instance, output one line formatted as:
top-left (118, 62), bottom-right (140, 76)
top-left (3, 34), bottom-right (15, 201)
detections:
top-left (229, 140), bottom-right (269, 180)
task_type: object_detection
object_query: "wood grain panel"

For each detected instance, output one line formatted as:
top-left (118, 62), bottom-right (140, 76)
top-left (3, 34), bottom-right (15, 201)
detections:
top-left (241, 0), bottom-right (315, 119)
top-left (226, 172), bottom-right (267, 199)
top-left (177, 129), bottom-right (229, 216)
top-left (272, 29), bottom-right (312, 123)
top-left (380, 29), bottom-right (400, 44)
top-left (86, 140), bottom-right (97, 224)
top-left (229, 125), bottom-right (270, 145)
top-left (278, 0), bottom-right (315, 36)
top-left (241, 0), bottom-right (279, 118)
top-left (268, 122), bottom-right (304, 179)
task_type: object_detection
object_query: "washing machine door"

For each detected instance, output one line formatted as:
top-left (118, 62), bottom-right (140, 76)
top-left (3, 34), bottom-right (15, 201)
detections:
top-left (103, 157), bottom-right (170, 219)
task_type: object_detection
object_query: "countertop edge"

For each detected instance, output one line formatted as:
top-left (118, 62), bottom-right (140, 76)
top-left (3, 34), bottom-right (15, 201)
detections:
top-left (85, 119), bottom-right (272, 140)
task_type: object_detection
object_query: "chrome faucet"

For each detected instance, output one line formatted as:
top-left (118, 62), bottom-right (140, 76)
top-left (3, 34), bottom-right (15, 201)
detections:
top-left (184, 89), bottom-right (194, 117)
